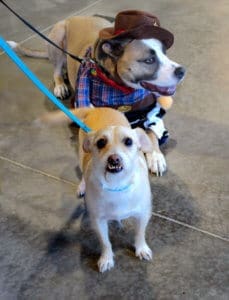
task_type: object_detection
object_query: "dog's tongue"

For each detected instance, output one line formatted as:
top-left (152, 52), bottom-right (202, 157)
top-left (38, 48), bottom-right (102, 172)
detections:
top-left (140, 82), bottom-right (176, 96)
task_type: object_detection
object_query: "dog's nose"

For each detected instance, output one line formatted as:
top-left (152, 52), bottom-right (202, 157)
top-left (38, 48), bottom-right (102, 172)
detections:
top-left (107, 154), bottom-right (123, 173)
top-left (108, 154), bottom-right (122, 166)
top-left (174, 66), bottom-right (186, 80)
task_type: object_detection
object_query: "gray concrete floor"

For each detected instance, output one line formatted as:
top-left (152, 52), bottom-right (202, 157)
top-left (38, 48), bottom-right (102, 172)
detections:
top-left (0, 0), bottom-right (228, 299)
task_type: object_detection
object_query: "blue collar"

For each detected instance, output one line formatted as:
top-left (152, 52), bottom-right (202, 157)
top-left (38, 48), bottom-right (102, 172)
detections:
top-left (100, 181), bottom-right (133, 193)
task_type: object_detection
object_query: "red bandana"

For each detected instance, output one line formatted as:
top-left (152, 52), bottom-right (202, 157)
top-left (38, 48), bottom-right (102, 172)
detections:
top-left (94, 66), bottom-right (134, 94)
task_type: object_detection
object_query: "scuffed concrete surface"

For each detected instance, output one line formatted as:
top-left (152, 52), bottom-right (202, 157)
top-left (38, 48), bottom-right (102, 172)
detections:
top-left (0, 0), bottom-right (228, 299)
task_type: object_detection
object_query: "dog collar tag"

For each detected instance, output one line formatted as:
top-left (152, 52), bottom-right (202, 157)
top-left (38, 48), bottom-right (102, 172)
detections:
top-left (117, 105), bottom-right (132, 113)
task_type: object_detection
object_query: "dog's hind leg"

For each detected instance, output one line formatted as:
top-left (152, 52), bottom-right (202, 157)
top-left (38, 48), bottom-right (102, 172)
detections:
top-left (47, 21), bottom-right (70, 99)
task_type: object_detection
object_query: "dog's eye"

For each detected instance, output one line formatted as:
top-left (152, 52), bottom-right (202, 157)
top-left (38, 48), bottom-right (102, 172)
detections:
top-left (96, 138), bottom-right (107, 149)
top-left (123, 137), bottom-right (133, 147)
top-left (144, 57), bottom-right (156, 64)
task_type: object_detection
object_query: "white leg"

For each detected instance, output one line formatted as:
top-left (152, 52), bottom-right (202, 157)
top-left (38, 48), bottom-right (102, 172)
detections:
top-left (77, 177), bottom-right (86, 197)
top-left (53, 62), bottom-right (70, 99)
top-left (146, 131), bottom-right (167, 176)
top-left (134, 214), bottom-right (153, 261)
top-left (93, 218), bottom-right (114, 273)
top-left (47, 21), bottom-right (70, 99)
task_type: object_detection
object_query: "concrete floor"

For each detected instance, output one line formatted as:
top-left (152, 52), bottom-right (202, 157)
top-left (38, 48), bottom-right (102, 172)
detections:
top-left (0, 0), bottom-right (228, 299)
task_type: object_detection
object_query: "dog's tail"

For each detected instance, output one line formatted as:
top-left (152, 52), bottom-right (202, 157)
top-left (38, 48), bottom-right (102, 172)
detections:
top-left (7, 41), bottom-right (48, 58)
top-left (34, 107), bottom-right (93, 126)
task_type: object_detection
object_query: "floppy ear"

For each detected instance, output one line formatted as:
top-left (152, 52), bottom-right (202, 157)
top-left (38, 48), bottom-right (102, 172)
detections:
top-left (101, 42), bottom-right (114, 56)
top-left (101, 39), bottom-right (131, 58)
top-left (134, 128), bottom-right (153, 153)
top-left (82, 133), bottom-right (94, 153)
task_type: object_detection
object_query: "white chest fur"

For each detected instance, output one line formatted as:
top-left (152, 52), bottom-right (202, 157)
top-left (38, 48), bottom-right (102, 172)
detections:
top-left (85, 163), bottom-right (152, 222)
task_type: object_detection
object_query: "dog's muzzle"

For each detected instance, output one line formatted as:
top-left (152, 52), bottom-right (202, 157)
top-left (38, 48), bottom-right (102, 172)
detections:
top-left (106, 154), bottom-right (123, 173)
top-left (140, 66), bottom-right (186, 96)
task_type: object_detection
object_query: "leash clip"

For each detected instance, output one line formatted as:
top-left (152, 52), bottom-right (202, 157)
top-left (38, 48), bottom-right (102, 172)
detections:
top-left (81, 57), bottom-right (96, 65)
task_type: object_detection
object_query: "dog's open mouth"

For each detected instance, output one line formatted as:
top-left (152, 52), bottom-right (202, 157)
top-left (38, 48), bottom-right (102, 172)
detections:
top-left (106, 163), bottom-right (123, 174)
top-left (140, 82), bottom-right (176, 96)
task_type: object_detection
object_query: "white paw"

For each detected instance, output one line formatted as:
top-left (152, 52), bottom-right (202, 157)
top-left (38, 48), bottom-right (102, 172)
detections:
top-left (135, 243), bottom-right (153, 261)
top-left (98, 252), bottom-right (114, 273)
top-left (77, 179), bottom-right (85, 198)
top-left (7, 40), bottom-right (18, 49)
top-left (146, 150), bottom-right (167, 176)
top-left (54, 83), bottom-right (70, 99)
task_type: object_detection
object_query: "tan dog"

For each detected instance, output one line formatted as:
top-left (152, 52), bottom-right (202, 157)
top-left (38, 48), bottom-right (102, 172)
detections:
top-left (9, 11), bottom-right (185, 176)
top-left (39, 107), bottom-right (153, 272)
top-left (8, 16), bottom-right (111, 98)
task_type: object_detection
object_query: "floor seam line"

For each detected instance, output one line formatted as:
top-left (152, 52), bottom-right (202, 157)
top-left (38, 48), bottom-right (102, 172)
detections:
top-left (1, 154), bottom-right (228, 243)
top-left (0, 0), bottom-right (104, 55)
top-left (152, 212), bottom-right (229, 242)
top-left (0, 155), bottom-right (76, 187)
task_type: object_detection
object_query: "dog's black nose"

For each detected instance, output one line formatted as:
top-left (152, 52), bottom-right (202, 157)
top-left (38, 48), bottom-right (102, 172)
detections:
top-left (174, 66), bottom-right (186, 80)
top-left (108, 154), bottom-right (122, 166)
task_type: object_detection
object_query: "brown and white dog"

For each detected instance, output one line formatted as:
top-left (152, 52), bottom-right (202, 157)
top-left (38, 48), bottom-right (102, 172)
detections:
top-left (8, 10), bottom-right (185, 175)
top-left (38, 107), bottom-right (153, 272)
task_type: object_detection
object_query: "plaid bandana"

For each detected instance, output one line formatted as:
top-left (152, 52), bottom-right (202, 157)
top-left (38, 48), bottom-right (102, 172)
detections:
top-left (74, 48), bottom-right (152, 108)
top-left (74, 48), bottom-right (169, 144)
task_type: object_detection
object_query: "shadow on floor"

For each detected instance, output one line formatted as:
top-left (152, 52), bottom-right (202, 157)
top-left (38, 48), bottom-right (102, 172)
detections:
top-left (16, 168), bottom-right (199, 298)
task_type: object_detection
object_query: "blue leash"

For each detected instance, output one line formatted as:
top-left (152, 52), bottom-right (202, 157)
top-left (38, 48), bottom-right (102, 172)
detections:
top-left (0, 36), bottom-right (91, 133)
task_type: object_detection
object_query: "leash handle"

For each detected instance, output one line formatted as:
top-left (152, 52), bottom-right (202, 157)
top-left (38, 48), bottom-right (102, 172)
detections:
top-left (0, 0), bottom-right (84, 63)
top-left (0, 36), bottom-right (91, 133)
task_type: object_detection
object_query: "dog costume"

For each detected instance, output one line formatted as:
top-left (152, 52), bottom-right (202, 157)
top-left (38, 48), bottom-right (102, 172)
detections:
top-left (74, 10), bottom-right (175, 144)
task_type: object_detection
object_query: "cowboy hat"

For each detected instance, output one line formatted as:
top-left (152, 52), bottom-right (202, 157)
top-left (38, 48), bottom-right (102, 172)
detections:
top-left (99, 10), bottom-right (174, 49)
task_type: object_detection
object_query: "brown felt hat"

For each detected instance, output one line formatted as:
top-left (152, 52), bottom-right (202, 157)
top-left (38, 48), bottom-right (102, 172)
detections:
top-left (99, 10), bottom-right (174, 49)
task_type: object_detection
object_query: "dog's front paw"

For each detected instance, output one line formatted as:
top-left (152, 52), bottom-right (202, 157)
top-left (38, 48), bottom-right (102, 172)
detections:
top-left (98, 252), bottom-right (114, 273)
top-left (77, 179), bottom-right (86, 198)
top-left (54, 83), bottom-right (70, 99)
top-left (135, 243), bottom-right (153, 261)
top-left (146, 150), bottom-right (166, 176)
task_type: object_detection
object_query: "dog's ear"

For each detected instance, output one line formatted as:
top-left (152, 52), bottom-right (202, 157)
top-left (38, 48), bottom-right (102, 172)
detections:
top-left (83, 133), bottom-right (94, 153)
top-left (101, 39), bottom-right (131, 59)
top-left (134, 128), bottom-right (153, 153)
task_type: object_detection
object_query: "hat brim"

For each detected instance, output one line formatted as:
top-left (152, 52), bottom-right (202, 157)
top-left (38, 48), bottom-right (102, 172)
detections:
top-left (99, 25), bottom-right (174, 49)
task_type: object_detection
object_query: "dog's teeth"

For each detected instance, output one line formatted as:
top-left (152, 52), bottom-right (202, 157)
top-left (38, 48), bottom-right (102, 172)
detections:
top-left (108, 164), bottom-right (118, 170)
top-left (107, 163), bottom-right (123, 173)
